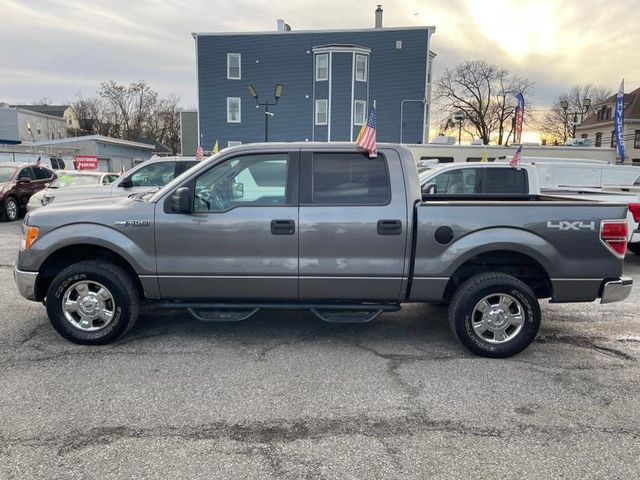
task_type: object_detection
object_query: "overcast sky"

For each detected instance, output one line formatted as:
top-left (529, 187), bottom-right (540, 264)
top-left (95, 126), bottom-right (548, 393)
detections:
top-left (2, 0), bottom-right (639, 109)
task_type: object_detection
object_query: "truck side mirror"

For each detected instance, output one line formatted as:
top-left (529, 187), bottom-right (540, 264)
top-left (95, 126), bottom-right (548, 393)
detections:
top-left (119, 177), bottom-right (132, 188)
top-left (422, 183), bottom-right (436, 195)
top-left (171, 187), bottom-right (192, 214)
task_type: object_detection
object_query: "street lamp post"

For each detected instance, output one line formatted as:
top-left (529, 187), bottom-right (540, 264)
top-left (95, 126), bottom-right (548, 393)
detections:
top-left (248, 83), bottom-right (283, 142)
top-left (560, 98), bottom-right (591, 141)
top-left (453, 110), bottom-right (465, 145)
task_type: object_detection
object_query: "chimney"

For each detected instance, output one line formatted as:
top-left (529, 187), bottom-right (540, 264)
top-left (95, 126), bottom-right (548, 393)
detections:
top-left (277, 19), bottom-right (285, 32)
top-left (375, 5), bottom-right (383, 28)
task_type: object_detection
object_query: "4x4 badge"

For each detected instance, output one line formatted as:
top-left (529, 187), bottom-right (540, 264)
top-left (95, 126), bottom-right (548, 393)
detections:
top-left (115, 220), bottom-right (151, 227)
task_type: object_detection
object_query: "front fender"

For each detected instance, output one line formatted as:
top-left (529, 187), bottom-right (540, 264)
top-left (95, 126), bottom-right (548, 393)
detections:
top-left (17, 222), bottom-right (156, 275)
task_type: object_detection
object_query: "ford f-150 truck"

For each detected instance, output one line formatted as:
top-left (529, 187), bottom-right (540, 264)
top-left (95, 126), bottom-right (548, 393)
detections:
top-left (14, 143), bottom-right (633, 357)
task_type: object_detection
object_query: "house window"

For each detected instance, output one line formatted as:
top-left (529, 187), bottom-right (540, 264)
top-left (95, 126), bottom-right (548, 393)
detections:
top-left (595, 132), bottom-right (602, 147)
top-left (581, 133), bottom-right (588, 139)
top-left (228, 141), bottom-right (242, 147)
top-left (315, 54), bottom-right (328, 81)
top-left (354, 100), bottom-right (367, 125)
top-left (635, 130), bottom-right (640, 149)
top-left (227, 97), bottom-right (241, 123)
top-left (315, 99), bottom-right (328, 125)
top-left (227, 53), bottom-right (241, 80)
top-left (610, 130), bottom-right (615, 148)
top-left (355, 54), bottom-right (368, 82)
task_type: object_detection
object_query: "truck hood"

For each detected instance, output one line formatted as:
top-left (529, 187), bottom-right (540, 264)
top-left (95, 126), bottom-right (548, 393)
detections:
top-left (25, 195), bottom-right (154, 228)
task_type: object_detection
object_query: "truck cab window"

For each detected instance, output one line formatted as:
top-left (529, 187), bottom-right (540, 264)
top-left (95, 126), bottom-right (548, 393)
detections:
top-left (129, 162), bottom-right (176, 187)
top-left (483, 168), bottom-right (527, 194)
top-left (194, 154), bottom-right (289, 212)
top-left (433, 168), bottom-right (479, 194)
top-left (311, 153), bottom-right (389, 204)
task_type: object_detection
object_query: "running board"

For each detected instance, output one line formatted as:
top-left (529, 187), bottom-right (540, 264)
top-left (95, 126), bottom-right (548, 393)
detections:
top-left (155, 302), bottom-right (400, 323)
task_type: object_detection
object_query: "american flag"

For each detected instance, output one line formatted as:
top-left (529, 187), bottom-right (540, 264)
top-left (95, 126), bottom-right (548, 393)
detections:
top-left (356, 107), bottom-right (377, 157)
top-left (195, 145), bottom-right (204, 161)
top-left (510, 145), bottom-right (522, 168)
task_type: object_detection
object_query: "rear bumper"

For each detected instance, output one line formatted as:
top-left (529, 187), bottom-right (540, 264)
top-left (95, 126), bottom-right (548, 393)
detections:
top-left (600, 277), bottom-right (633, 304)
top-left (14, 267), bottom-right (38, 301)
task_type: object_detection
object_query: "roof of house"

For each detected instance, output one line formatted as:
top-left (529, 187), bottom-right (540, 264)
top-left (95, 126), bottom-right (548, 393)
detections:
top-left (135, 137), bottom-right (173, 154)
top-left (12, 105), bottom-right (70, 118)
top-left (580, 86), bottom-right (640, 127)
top-left (31, 135), bottom-right (156, 150)
top-left (192, 25), bottom-right (436, 38)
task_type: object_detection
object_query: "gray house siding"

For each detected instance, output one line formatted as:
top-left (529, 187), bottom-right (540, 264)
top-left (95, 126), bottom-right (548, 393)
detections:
top-left (196, 27), bottom-right (433, 146)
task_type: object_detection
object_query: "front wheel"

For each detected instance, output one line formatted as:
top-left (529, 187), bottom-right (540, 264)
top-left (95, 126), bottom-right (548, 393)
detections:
top-left (46, 260), bottom-right (140, 344)
top-left (448, 273), bottom-right (541, 358)
top-left (2, 197), bottom-right (19, 221)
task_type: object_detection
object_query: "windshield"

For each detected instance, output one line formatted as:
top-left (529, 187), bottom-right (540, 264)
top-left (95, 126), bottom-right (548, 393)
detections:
top-left (0, 166), bottom-right (17, 183)
top-left (148, 156), bottom-right (216, 202)
top-left (50, 173), bottom-right (101, 188)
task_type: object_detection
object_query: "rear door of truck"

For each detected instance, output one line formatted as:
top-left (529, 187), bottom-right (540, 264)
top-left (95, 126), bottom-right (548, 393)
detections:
top-left (297, 149), bottom-right (408, 301)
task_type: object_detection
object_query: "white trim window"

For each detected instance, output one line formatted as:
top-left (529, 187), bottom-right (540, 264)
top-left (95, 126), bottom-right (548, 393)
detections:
top-left (315, 99), bottom-right (328, 125)
top-left (355, 54), bottom-right (368, 82)
top-left (315, 54), bottom-right (328, 81)
top-left (227, 53), bottom-right (241, 80)
top-left (227, 97), bottom-right (241, 123)
top-left (228, 141), bottom-right (242, 147)
top-left (354, 100), bottom-right (367, 125)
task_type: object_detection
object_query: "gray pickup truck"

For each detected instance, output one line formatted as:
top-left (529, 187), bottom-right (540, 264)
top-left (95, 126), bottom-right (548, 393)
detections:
top-left (14, 143), bottom-right (633, 357)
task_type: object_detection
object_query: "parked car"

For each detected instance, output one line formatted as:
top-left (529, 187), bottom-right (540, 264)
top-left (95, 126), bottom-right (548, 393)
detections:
top-left (15, 143), bottom-right (632, 357)
top-left (27, 171), bottom-right (120, 212)
top-left (0, 163), bottom-right (56, 221)
top-left (419, 162), bottom-right (640, 252)
top-left (35, 156), bottom-right (199, 207)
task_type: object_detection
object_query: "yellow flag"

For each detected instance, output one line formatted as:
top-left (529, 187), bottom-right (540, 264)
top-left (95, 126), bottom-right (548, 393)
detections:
top-left (355, 124), bottom-right (366, 143)
top-left (213, 140), bottom-right (219, 154)
top-left (481, 146), bottom-right (489, 163)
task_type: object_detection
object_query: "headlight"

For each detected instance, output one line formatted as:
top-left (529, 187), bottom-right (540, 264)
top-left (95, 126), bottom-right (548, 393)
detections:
top-left (41, 194), bottom-right (55, 206)
top-left (20, 225), bottom-right (39, 250)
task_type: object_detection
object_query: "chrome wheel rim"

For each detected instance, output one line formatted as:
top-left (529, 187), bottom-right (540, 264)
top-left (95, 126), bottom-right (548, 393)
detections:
top-left (62, 281), bottom-right (116, 332)
top-left (6, 200), bottom-right (17, 220)
top-left (471, 293), bottom-right (525, 344)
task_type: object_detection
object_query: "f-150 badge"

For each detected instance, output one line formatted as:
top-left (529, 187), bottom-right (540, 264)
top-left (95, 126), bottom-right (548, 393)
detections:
top-left (547, 221), bottom-right (596, 231)
top-left (115, 220), bottom-right (151, 227)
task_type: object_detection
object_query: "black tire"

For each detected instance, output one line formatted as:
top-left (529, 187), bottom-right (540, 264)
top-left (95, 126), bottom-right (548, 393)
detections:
top-left (1, 196), bottom-right (19, 222)
top-left (46, 260), bottom-right (139, 345)
top-left (448, 273), bottom-right (541, 358)
top-left (627, 243), bottom-right (640, 256)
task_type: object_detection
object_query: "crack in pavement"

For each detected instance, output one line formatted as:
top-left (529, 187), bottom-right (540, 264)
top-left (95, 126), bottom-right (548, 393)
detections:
top-left (536, 334), bottom-right (636, 361)
top-left (1, 413), bottom-right (638, 457)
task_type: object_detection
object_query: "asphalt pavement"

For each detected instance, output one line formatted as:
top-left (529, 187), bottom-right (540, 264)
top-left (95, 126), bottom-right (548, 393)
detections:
top-left (1, 220), bottom-right (639, 479)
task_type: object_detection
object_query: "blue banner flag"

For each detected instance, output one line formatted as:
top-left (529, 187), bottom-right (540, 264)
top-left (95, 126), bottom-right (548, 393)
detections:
top-left (614, 79), bottom-right (626, 163)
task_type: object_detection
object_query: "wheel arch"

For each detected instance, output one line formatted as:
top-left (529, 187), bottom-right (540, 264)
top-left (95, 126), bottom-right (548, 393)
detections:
top-left (36, 244), bottom-right (145, 301)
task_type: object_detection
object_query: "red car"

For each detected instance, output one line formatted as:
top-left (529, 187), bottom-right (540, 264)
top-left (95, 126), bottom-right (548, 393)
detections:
top-left (0, 163), bottom-right (56, 221)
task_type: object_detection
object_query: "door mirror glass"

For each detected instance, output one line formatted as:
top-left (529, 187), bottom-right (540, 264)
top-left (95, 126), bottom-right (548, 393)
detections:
top-left (171, 187), bottom-right (192, 214)
top-left (232, 182), bottom-right (244, 199)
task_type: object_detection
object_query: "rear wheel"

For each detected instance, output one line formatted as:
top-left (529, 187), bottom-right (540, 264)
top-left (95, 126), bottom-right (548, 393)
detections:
top-left (627, 243), bottom-right (640, 256)
top-left (45, 260), bottom-right (139, 344)
top-left (1, 197), bottom-right (19, 221)
top-left (448, 273), bottom-right (541, 358)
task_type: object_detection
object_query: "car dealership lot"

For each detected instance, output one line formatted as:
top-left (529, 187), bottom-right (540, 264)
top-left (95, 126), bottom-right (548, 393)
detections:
top-left (1, 220), bottom-right (639, 479)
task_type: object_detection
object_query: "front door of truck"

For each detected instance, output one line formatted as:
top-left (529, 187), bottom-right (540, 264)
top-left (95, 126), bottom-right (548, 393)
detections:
top-left (154, 151), bottom-right (299, 300)
top-left (298, 150), bottom-right (408, 301)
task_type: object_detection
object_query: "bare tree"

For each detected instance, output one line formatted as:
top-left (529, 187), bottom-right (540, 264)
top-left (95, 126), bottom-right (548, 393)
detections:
top-left (71, 80), bottom-right (182, 153)
top-left (434, 60), bottom-right (534, 145)
top-left (540, 84), bottom-right (611, 144)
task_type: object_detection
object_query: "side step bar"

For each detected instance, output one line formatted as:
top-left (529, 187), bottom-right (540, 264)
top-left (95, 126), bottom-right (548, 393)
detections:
top-left (155, 302), bottom-right (401, 324)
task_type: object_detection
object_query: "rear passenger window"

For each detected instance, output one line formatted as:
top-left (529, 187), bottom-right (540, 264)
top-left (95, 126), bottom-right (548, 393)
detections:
top-left (433, 168), bottom-right (479, 194)
top-left (483, 168), bottom-right (528, 194)
top-left (311, 153), bottom-right (389, 204)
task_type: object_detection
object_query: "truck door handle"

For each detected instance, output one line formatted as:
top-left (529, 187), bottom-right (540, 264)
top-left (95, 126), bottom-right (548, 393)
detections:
top-left (377, 219), bottom-right (402, 235)
top-left (271, 219), bottom-right (295, 235)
